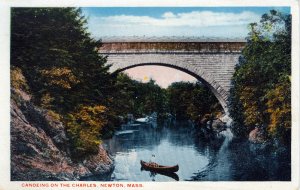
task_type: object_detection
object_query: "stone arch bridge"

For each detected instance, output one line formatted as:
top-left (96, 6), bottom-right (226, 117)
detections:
top-left (99, 37), bottom-right (246, 115)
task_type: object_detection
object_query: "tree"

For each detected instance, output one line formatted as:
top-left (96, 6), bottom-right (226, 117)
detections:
top-left (167, 82), bottom-right (222, 121)
top-left (265, 76), bottom-right (291, 144)
top-left (229, 10), bottom-right (291, 142)
top-left (11, 8), bottom-right (111, 112)
top-left (110, 73), bottom-right (169, 119)
top-left (66, 105), bottom-right (108, 157)
top-left (11, 8), bottom-right (115, 157)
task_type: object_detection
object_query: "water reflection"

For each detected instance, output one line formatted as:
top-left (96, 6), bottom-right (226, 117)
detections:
top-left (140, 167), bottom-right (179, 181)
top-left (103, 124), bottom-right (211, 181)
top-left (83, 122), bottom-right (290, 181)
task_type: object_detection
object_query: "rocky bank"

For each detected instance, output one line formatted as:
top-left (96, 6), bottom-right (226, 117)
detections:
top-left (11, 88), bottom-right (114, 181)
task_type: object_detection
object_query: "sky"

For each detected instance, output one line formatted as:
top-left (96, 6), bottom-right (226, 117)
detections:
top-left (82, 7), bottom-right (290, 88)
top-left (82, 7), bottom-right (290, 38)
top-left (123, 66), bottom-right (197, 88)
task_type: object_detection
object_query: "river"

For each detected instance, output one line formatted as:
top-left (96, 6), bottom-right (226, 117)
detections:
top-left (83, 122), bottom-right (290, 181)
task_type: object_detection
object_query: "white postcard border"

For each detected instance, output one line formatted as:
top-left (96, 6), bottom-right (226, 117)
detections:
top-left (0, 1), bottom-right (299, 190)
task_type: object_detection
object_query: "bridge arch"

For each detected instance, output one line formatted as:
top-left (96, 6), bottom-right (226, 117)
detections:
top-left (110, 62), bottom-right (230, 115)
top-left (99, 37), bottom-right (246, 117)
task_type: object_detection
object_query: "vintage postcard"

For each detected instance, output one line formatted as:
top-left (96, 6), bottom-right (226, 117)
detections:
top-left (0, 0), bottom-right (299, 190)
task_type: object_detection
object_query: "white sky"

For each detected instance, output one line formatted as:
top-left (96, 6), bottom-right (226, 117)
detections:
top-left (124, 66), bottom-right (197, 88)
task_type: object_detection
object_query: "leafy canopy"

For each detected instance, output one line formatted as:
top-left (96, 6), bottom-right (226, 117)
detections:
top-left (229, 10), bottom-right (291, 143)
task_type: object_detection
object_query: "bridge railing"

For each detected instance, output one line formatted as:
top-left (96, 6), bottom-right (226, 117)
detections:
top-left (98, 42), bottom-right (245, 54)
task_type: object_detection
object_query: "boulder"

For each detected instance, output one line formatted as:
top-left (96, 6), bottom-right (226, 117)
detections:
top-left (212, 119), bottom-right (227, 133)
top-left (219, 114), bottom-right (233, 126)
top-left (83, 145), bottom-right (114, 175)
top-left (249, 127), bottom-right (267, 143)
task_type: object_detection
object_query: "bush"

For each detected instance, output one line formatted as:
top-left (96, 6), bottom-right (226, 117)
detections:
top-left (65, 105), bottom-right (108, 158)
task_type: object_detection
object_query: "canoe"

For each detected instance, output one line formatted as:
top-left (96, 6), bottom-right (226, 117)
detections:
top-left (136, 117), bottom-right (150, 123)
top-left (140, 160), bottom-right (179, 173)
top-left (115, 130), bottom-right (138, 136)
top-left (141, 167), bottom-right (179, 181)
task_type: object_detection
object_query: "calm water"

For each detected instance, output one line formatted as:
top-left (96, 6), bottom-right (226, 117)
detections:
top-left (83, 122), bottom-right (290, 181)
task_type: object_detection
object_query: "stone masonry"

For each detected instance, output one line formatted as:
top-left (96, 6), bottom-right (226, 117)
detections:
top-left (98, 38), bottom-right (246, 115)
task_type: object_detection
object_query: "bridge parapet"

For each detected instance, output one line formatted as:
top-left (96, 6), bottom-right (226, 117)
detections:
top-left (99, 42), bottom-right (245, 54)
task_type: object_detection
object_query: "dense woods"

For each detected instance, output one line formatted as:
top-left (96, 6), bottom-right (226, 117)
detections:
top-left (167, 82), bottom-right (222, 121)
top-left (111, 75), bottom-right (222, 122)
top-left (11, 8), bottom-right (115, 157)
top-left (229, 10), bottom-right (291, 144)
top-left (110, 73), bottom-right (169, 119)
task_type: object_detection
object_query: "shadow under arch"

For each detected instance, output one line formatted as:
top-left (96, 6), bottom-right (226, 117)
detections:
top-left (111, 62), bottom-right (229, 115)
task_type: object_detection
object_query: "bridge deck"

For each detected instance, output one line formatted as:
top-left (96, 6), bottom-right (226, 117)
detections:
top-left (99, 42), bottom-right (246, 53)
top-left (100, 36), bottom-right (246, 43)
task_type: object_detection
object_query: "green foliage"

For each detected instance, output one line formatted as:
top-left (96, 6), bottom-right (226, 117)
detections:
top-left (111, 74), bottom-right (221, 123)
top-left (135, 79), bottom-right (168, 117)
top-left (167, 82), bottom-right (222, 121)
top-left (229, 10), bottom-right (291, 142)
top-left (111, 73), bottom-right (168, 119)
top-left (65, 105), bottom-right (107, 157)
top-left (11, 8), bottom-right (110, 113)
top-left (265, 75), bottom-right (291, 143)
top-left (11, 8), bottom-right (113, 157)
top-left (11, 66), bottom-right (30, 93)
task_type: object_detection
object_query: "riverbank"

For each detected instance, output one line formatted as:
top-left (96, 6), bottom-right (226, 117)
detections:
top-left (193, 116), bottom-right (291, 180)
top-left (11, 88), bottom-right (114, 181)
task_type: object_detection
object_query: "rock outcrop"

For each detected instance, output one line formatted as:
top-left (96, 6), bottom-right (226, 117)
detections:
top-left (83, 145), bottom-right (114, 175)
top-left (211, 119), bottom-right (227, 133)
top-left (248, 127), bottom-right (267, 144)
top-left (11, 88), bottom-right (114, 181)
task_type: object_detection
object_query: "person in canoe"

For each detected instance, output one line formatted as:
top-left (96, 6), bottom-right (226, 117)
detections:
top-left (148, 154), bottom-right (158, 167)
top-left (140, 154), bottom-right (179, 181)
